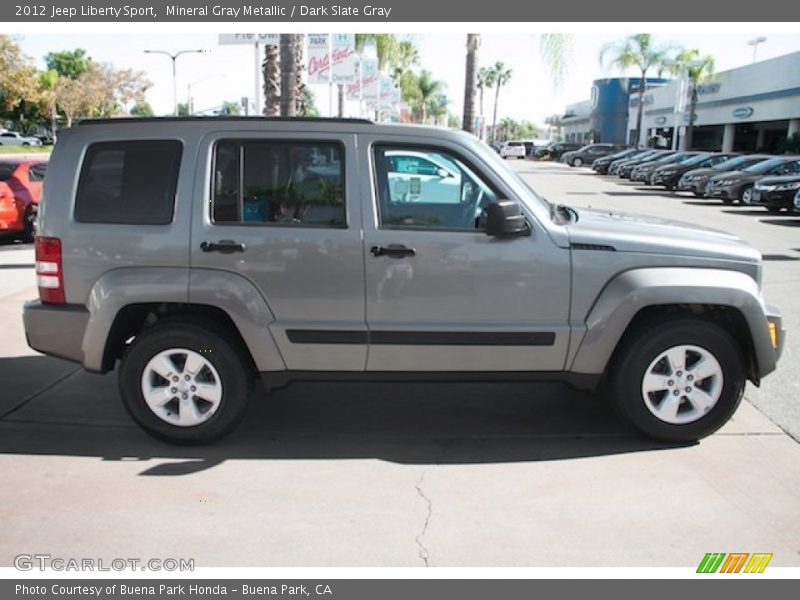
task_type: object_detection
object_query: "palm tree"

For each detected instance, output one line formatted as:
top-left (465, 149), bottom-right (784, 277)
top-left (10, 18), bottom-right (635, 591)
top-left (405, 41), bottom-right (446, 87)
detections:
top-left (499, 116), bottom-right (517, 141)
top-left (279, 34), bottom-right (297, 116)
top-left (476, 67), bottom-right (492, 117)
top-left (540, 34), bottom-right (573, 89)
top-left (355, 34), bottom-right (398, 71)
top-left (462, 34), bottom-right (480, 134)
top-left (600, 33), bottom-right (674, 148)
top-left (262, 42), bottom-right (280, 115)
top-left (415, 70), bottom-right (444, 124)
top-left (391, 40), bottom-right (420, 84)
top-left (667, 48), bottom-right (715, 151)
top-left (429, 94), bottom-right (448, 127)
top-left (294, 34), bottom-right (307, 115)
top-left (488, 61), bottom-right (512, 144)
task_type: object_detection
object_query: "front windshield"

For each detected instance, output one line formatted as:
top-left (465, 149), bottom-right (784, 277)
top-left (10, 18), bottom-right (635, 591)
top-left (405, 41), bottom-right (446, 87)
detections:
top-left (678, 154), bottom-right (711, 166)
top-left (713, 155), bottom-right (763, 171)
top-left (653, 153), bottom-right (682, 163)
top-left (743, 158), bottom-right (787, 174)
top-left (478, 138), bottom-right (549, 212)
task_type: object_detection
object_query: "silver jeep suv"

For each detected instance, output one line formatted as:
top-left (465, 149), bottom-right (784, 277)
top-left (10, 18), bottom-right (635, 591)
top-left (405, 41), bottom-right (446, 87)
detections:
top-left (23, 117), bottom-right (784, 444)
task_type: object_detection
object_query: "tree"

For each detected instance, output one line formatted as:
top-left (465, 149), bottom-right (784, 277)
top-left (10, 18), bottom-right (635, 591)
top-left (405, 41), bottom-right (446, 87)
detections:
top-left (44, 49), bottom-right (91, 80)
top-left (462, 34), bottom-right (480, 134)
top-left (414, 70), bottom-right (444, 124)
top-left (667, 48), bottom-right (714, 151)
top-left (355, 34), bottom-right (398, 71)
top-left (476, 67), bottom-right (491, 117)
top-left (429, 94), bottom-right (448, 126)
top-left (0, 35), bottom-right (39, 115)
top-left (130, 101), bottom-right (154, 117)
top-left (217, 100), bottom-right (241, 116)
top-left (488, 61), bottom-right (512, 144)
top-left (390, 40), bottom-right (420, 85)
top-left (294, 34), bottom-right (307, 116)
top-left (540, 34), bottom-right (573, 89)
top-left (279, 34), bottom-right (297, 116)
top-left (262, 42), bottom-right (280, 116)
top-left (176, 102), bottom-right (190, 116)
top-left (600, 33), bottom-right (675, 148)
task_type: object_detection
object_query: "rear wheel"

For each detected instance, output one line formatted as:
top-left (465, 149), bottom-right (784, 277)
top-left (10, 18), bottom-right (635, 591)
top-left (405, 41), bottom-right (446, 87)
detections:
top-left (608, 317), bottom-right (745, 442)
top-left (766, 206), bottom-right (782, 214)
top-left (693, 191), bottom-right (705, 197)
top-left (572, 157), bottom-right (584, 167)
top-left (21, 207), bottom-right (36, 243)
top-left (119, 318), bottom-right (254, 444)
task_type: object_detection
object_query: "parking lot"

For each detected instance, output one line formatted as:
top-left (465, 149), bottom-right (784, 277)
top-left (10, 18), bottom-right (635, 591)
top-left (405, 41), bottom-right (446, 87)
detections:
top-left (1, 160), bottom-right (799, 568)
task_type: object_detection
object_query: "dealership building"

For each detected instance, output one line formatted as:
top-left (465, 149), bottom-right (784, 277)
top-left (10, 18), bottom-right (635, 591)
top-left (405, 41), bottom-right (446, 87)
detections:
top-left (562, 51), bottom-right (800, 152)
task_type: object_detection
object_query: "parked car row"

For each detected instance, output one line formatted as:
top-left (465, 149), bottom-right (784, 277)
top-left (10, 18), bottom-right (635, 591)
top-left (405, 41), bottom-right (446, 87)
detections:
top-left (0, 156), bottom-right (48, 243)
top-left (586, 148), bottom-right (800, 214)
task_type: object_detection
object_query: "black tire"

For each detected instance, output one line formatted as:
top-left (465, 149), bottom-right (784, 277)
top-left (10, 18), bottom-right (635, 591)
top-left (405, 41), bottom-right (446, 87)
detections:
top-left (738, 185), bottom-right (753, 205)
top-left (766, 206), bottom-right (781, 214)
top-left (572, 157), bottom-right (584, 167)
top-left (21, 207), bottom-right (36, 243)
top-left (119, 318), bottom-right (254, 444)
top-left (607, 316), bottom-right (746, 443)
top-left (721, 197), bottom-right (734, 205)
top-left (693, 191), bottom-right (705, 198)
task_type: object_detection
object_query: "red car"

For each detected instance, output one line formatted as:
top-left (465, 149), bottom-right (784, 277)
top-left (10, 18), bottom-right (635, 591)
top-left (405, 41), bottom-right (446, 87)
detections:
top-left (0, 156), bottom-right (48, 243)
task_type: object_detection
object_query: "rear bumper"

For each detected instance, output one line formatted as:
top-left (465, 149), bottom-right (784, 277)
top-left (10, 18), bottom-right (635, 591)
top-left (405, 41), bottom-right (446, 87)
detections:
top-left (23, 300), bottom-right (89, 365)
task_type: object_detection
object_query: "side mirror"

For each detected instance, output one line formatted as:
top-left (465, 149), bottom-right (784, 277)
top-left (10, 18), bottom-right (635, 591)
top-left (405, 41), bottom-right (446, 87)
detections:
top-left (484, 200), bottom-right (530, 237)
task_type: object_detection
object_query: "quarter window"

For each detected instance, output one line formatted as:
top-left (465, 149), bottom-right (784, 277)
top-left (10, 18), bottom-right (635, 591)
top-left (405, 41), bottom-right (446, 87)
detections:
top-left (75, 140), bottom-right (182, 225)
top-left (373, 146), bottom-right (498, 231)
top-left (212, 141), bottom-right (345, 227)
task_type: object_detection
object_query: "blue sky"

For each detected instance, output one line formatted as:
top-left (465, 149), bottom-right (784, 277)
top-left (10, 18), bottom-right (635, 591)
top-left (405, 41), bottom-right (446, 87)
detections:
top-left (15, 32), bottom-right (800, 124)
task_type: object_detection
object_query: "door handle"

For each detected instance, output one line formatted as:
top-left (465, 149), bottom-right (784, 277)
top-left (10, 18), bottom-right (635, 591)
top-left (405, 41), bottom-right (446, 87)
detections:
top-left (200, 240), bottom-right (247, 254)
top-left (370, 244), bottom-right (416, 259)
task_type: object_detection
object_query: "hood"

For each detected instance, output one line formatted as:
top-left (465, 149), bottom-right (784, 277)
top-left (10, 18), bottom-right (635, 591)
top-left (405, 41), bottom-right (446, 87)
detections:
top-left (566, 207), bottom-right (761, 263)
top-left (708, 169), bottom-right (750, 183)
top-left (681, 167), bottom-right (717, 178)
top-left (755, 174), bottom-right (800, 186)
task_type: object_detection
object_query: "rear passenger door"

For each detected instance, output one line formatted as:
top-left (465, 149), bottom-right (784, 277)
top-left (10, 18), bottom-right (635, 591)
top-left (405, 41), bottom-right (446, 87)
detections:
top-left (190, 133), bottom-right (367, 371)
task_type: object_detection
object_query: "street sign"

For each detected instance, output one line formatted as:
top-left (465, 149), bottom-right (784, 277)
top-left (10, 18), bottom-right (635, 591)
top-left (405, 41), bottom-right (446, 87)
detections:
top-left (218, 33), bottom-right (279, 45)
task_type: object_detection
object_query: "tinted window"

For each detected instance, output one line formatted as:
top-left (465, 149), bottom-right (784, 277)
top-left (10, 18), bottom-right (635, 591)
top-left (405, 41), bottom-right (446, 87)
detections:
top-left (212, 141), bottom-right (345, 227)
top-left (0, 163), bottom-right (18, 181)
top-left (28, 163), bottom-right (47, 182)
top-left (75, 140), bottom-right (182, 224)
top-left (374, 145), bottom-right (498, 231)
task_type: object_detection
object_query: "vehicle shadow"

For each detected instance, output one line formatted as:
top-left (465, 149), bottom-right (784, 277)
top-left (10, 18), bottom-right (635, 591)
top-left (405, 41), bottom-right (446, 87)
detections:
top-left (761, 218), bottom-right (800, 227)
top-left (0, 355), bottom-right (681, 474)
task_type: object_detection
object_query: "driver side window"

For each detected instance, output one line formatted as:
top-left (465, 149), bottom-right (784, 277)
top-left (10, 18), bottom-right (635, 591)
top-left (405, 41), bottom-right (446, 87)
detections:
top-left (373, 145), bottom-right (497, 231)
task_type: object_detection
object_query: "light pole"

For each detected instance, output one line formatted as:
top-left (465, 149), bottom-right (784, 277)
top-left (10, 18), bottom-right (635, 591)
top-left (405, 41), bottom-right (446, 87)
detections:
top-left (187, 74), bottom-right (227, 115)
top-left (747, 36), bottom-right (767, 64)
top-left (144, 48), bottom-right (210, 115)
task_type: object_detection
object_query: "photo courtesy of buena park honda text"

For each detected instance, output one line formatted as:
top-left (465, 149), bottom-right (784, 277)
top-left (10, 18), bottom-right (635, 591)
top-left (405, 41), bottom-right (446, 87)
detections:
top-left (0, 0), bottom-right (799, 597)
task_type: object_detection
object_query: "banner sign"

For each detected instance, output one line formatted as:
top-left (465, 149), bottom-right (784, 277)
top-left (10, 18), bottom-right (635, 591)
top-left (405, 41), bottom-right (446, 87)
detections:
top-left (331, 34), bottom-right (359, 84)
top-left (306, 34), bottom-right (331, 84)
top-left (218, 33), bottom-right (279, 45)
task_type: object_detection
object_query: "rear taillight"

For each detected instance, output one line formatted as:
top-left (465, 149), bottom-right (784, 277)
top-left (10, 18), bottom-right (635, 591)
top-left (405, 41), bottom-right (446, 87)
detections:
top-left (35, 237), bottom-right (65, 304)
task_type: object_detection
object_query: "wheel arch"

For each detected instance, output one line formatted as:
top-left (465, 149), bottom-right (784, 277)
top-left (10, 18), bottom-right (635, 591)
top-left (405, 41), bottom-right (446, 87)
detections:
top-left (569, 268), bottom-right (775, 383)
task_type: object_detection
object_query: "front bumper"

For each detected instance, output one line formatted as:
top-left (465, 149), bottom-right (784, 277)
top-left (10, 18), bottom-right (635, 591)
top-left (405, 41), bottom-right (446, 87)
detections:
top-left (677, 177), bottom-right (708, 193)
top-left (749, 188), bottom-right (799, 208)
top-left (705, 183), bottom-right (740, 200)
top-left (23, 300), bottom-right (89, 365)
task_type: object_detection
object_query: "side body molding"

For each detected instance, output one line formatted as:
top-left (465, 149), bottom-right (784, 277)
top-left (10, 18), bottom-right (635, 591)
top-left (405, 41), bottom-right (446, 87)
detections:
top-left (569, 268), bottom-right (776, 378)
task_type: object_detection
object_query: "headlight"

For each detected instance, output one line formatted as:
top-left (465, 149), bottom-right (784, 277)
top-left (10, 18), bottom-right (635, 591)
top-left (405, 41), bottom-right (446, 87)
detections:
top-left (717, 179), bottom-right (738, 185)
top-left (776, 181), bottom-right (800, 191)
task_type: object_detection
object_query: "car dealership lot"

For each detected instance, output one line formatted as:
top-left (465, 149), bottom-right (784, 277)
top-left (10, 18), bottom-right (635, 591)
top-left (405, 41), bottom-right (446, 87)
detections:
top-left (1, 161), bottom-right (799, 567)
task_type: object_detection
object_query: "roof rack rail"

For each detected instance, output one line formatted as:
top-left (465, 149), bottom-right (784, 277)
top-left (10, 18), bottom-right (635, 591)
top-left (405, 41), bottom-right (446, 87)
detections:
top-left (77, 116), bottom-right (374, 126)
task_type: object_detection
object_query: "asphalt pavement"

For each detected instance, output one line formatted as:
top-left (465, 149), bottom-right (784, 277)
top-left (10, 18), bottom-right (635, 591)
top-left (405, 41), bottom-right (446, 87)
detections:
top-left (0, 162), bottom-right (798, 568)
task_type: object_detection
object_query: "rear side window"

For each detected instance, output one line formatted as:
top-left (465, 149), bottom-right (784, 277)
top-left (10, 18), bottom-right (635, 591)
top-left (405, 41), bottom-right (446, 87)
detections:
top-left (75, 140), bottom-right (182, 224)
top-left (211, 140), bottom-right (345, 227)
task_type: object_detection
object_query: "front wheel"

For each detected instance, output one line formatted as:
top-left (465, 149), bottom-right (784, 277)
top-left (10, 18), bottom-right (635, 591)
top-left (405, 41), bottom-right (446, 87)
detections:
top-left (739, 185), bottom-right (753, 205)
top-left (572, 157), bottom-right (584, 167)
top-left (607, 317), bottom-right (745, 442)
top-left (119, 319), bottom-right (254, 444)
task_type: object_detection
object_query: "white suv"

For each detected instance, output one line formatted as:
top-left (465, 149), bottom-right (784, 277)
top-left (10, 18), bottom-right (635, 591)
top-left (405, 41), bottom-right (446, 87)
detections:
top-left (499, 141), bottom-right (526, 159)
